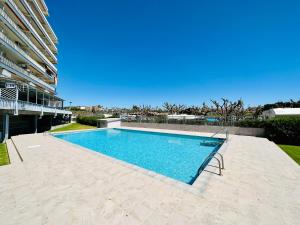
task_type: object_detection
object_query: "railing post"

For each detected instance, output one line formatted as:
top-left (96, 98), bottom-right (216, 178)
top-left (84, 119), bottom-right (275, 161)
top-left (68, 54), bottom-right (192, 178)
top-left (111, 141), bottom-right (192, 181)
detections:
top-left (14, 87), bottom-right (18, 115)
top-left (27, 84), bottom-right (29, 102)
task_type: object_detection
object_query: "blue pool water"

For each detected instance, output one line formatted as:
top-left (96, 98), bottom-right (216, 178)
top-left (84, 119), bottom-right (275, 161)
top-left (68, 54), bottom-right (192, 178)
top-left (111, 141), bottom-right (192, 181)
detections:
top-left (54, 129), bottom-right (224, 184)
top-left (206, 118), bottom-right (219, 122)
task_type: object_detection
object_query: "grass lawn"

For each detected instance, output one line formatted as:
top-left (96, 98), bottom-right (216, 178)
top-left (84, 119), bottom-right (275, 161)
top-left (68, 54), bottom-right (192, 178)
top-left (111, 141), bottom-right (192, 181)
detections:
top-left (50, 123), bottom-right (96, 132)
top-left (278, 145), bottom-right (300, 165)
top-left (0, 143), bottom-right (10, 166)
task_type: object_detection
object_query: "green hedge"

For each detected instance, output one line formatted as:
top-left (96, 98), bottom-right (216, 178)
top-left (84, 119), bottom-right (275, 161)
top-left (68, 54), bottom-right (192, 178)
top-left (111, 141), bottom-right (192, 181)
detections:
top-left (76, 115), bottom-right (105, 126)
top-left (238, 119), bottom-right (266, 128)
top-left (264, 116), bottom-right (300, 145)
top-left (235, 117), bottom-right (300, 145)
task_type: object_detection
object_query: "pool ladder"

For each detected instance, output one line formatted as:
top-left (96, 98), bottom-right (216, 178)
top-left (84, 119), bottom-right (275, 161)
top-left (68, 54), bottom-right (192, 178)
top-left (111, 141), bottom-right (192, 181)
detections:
top-left (198, 151), bottom-right (224, 176)
top-left (210, 128), bottom-right (229, 142)
top-left (198, 128), bottom-right (228, 176)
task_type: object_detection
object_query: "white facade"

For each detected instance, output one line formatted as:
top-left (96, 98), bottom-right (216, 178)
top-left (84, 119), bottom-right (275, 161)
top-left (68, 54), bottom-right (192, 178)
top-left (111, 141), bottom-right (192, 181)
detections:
top-left (0, 0), bottom-right (70, 140)
top-left (0, 0), bottom-right (70, 116)
top-left (262, 108), bottom-right (300, 119)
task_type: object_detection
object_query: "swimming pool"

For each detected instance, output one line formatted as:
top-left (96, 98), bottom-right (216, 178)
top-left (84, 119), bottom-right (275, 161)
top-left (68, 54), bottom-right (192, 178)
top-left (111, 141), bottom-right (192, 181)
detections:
top-left (54, 129), bottom-right (224, 184)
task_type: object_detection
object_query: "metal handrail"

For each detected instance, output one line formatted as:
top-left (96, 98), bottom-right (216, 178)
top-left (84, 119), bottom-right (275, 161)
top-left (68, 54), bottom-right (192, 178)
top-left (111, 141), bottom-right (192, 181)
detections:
top-left (210, 127), bottom-right (229, 143)
top-left (210, 127), bottom-right (226, 138)
top-left (198, 155), bottom-right (222, 176)
top-left (209, 152), bottom-right (224, 169)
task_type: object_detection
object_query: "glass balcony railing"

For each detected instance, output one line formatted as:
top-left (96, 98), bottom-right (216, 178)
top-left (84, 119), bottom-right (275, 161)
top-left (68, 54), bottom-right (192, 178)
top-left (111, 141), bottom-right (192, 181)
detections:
top-left (0, 97), bottom-right (71, 115)
top-left (31, 0), bottom-right (57, 43)
top-left (0, 31), bottom-right (46, 74)
top-left (19, 0), bottom-right (57, 52)
top-left (0, 8), bottom-right (57, 73)
top-left (5, 0), bottom-right (57, 62)
top-left (0, 55), bottom-right (55, 92)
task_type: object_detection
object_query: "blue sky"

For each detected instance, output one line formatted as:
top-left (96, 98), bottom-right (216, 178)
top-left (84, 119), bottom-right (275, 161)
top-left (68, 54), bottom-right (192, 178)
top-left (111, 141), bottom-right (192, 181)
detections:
top-left (47, 0), bottom-right (300, 107)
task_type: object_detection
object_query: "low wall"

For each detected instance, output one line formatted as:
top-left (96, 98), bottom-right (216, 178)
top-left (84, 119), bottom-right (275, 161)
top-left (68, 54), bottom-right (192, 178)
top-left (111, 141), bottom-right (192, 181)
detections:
top-left (121, 122), bottom-right (265, 137)
top-left (97, 118), bottom-right (121, 128)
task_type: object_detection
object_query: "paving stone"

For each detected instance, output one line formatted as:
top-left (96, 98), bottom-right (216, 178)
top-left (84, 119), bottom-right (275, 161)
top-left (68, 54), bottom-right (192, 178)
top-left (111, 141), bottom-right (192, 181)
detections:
top-left (0, 130), bottom-right (299, 225)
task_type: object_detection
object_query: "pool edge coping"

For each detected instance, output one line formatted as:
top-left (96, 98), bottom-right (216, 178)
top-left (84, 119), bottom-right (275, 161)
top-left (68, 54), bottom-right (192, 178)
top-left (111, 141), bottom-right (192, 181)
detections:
top-left (49, 127), bottom-right (229, 196)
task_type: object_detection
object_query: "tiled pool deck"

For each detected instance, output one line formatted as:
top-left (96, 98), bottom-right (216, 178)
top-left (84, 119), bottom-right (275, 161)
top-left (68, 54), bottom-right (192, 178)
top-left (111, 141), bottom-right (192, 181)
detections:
top-left (0, 127), bottom-right (299, 225)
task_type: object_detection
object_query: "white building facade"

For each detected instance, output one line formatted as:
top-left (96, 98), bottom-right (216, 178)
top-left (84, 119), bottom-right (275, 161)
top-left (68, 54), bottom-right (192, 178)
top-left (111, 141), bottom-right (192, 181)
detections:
top-left (262, 108), bottom-right (300, 119)
top-left (0, 0), bottom-right (71, 140)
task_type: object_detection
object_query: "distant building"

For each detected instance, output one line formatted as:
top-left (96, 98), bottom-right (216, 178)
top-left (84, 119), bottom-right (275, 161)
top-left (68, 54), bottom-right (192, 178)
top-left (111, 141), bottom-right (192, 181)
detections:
top-left (262, 108), bottom-right (300, 119)
top-left (167, 114), bottom-right (201, 120)
top-left (0, 0), bottom-right (71, 141)
top-left (103, 114), bottom-right (112, 118)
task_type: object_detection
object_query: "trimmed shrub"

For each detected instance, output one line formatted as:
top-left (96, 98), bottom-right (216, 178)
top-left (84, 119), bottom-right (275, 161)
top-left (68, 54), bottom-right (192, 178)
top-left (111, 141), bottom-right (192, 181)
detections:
top-left (76, 115), bottom-right (105, 126)
top-left (264, 116), bottom-right (300, 145)
top-left (238, 119), bottom-right (266, 128)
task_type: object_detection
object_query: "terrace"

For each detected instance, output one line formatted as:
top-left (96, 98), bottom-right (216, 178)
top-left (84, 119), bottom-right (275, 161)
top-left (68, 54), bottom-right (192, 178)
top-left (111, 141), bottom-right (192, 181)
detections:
top-left (0, 128), bottom-right (299, 224)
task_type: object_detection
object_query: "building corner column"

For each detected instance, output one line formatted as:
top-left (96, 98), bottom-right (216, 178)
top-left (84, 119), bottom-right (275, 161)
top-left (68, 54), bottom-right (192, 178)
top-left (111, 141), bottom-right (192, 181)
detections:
top-left (2, 113), bottom-right (9, 142)
top-left (34, 115), bottom-right (38, 133)
top-left (50, 116), bottom-right (52, 131)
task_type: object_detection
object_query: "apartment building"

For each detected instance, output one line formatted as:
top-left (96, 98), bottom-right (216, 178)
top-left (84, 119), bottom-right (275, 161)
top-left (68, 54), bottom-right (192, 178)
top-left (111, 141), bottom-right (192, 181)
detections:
top-left (0, 0), bottom-right (71, 140)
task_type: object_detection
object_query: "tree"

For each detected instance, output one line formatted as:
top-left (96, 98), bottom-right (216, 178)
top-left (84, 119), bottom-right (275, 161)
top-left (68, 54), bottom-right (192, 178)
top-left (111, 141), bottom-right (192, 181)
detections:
top-left (211, 98), bottom-right (230, 122)
top-left (163, 102), bottom-right (177, 114)
top-left (140, 104), bottom-right (152, 116)
top-left (211, 98), bottom-right (245, 122)
top-left (200, 102), bottom-right (211, 116)
top-left (131, 105), bottom-right (140, 114)
top-left (174, 104), bottom-right (186, 114)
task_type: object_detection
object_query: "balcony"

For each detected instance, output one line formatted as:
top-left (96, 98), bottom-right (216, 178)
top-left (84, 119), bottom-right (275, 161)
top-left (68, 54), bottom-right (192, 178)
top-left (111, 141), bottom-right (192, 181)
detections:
top-left (0, 97), bottom-right (71, 115)
top-left (19, 0), bottom-right (57, 52)
top-left (0, 8), bottom-right (57, 73)
top-left (5, 0), bottom-right (57, 62)
top-left (0, 83), bottom-right (70, 116)
top-left (0, 54), bottom-right (55, 92)
top-left (0, 31), bottom-right (48, 74)
top-left (29, 0), bottom-right (57, 43)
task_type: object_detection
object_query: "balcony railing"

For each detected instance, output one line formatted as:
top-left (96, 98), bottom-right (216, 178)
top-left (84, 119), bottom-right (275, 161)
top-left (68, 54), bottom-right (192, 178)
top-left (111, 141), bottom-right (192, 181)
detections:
top-left (0, 97), bottom-right (71, 115)
top-left (0, 8), bottom-right (57, 73)
top-left (5, 0), bottom-right (57, 62)
top-left (0, 31), bottom-right (47, 74)
top-left (0, 55), bottom-right (55, 92)
top-left (19, 0), bottom-right (57, 52)
top-left (30, 0), bottom-right (57, 43)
